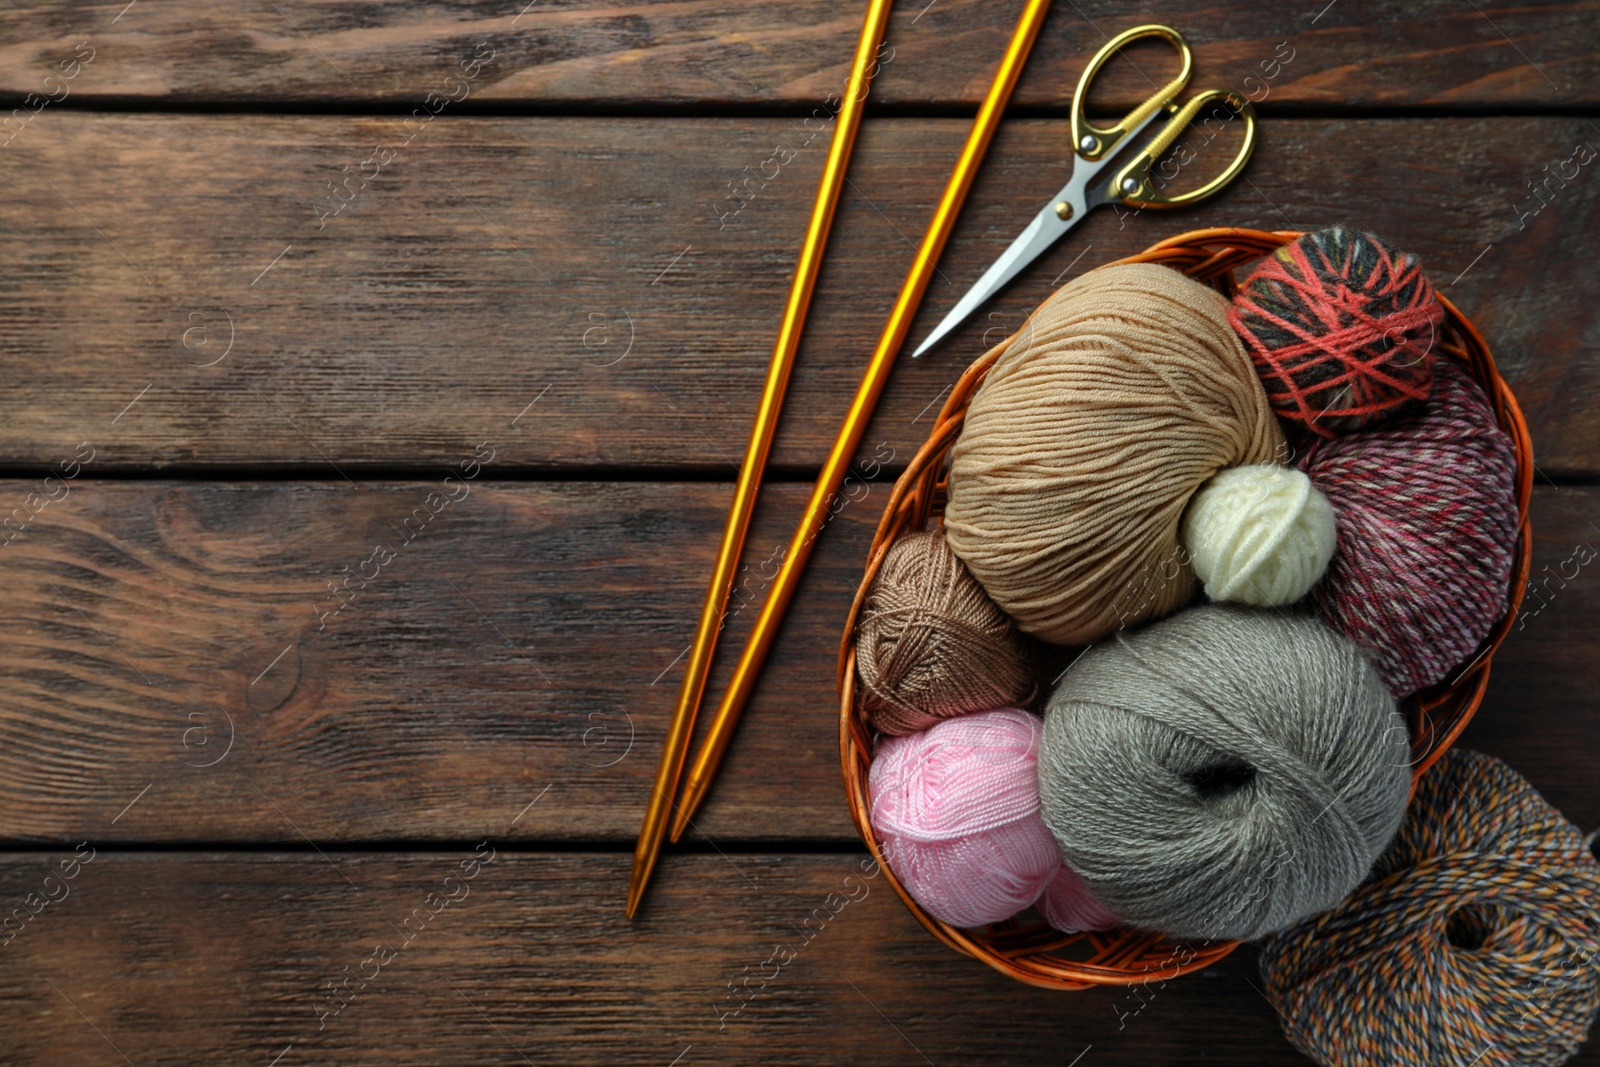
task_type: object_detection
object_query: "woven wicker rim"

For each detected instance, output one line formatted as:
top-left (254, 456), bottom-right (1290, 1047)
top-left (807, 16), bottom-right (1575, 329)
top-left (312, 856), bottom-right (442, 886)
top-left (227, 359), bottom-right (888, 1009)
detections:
top-left (836, 227), bottom-right (1535, 990)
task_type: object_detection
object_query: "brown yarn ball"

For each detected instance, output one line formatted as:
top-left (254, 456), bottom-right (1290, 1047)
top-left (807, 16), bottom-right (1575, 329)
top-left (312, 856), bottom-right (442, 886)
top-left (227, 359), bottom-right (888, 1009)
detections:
top-left (944, 263), bottom-right (1287, 645)
top-left (855, 528), bottom-right (1034, 735)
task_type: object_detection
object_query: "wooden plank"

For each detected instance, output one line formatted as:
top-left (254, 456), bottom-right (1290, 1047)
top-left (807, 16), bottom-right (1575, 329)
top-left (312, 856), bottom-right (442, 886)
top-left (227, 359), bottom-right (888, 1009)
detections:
top-left (1463, 485), bottom-right (1600, 826)
top-left (12, 849), bottom-right (1595, 1067)
top-left (0, 480), bottom-right (875, 844)
top-left (1, 0), bottom-right (1596, 109)
top-left (0, 479), bottom-right (1593, 845)
top-left (3, 113), bottom-right (1599, 474)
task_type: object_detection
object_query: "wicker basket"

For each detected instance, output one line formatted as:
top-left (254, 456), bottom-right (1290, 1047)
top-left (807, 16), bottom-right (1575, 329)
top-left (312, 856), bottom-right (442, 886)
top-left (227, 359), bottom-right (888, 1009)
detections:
top-left (837, 227), bottom-right (1534, 990)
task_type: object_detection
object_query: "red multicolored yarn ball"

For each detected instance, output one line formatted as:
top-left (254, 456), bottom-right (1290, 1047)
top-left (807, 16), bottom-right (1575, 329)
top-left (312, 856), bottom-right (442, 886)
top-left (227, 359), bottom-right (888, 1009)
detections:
top-left (1300, 358), bottom-right (1518, 697)
top-left (1229, 226), bottom-right (1444, 437)
top-left (1259, 748), bottom-right (1600, 1067)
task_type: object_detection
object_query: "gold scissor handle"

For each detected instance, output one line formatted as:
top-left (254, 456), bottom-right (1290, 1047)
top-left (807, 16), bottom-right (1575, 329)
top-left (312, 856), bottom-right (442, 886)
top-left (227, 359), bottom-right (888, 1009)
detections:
top-left (1070, 24), bottom-right (1192, 162)
top-left (1110, 89), bottom-right (1257, 208)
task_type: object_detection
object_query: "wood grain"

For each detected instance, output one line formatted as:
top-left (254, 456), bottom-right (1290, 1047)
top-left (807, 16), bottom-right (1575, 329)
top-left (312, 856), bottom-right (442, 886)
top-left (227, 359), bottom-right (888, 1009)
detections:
top-left (3, 10), bottom-right (1595, 1063)
top-left (5, 849), bottom-right (1596, 1067)
top-left (0, 479), bottom-right (1592, 845)
top-left (3, 114), bottom-right (1599, 474)
top-left (0, 0), bottom-right (1596, 109)
top-left (0, 479), bottom-right (878, 844)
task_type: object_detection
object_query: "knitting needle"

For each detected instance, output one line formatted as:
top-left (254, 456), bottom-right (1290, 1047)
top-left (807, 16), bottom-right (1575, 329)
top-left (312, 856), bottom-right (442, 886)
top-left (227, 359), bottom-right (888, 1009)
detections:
top-left (669, 0), bottom-right (1055, 843)
top-left (626, 0), bottom-right (897, 920)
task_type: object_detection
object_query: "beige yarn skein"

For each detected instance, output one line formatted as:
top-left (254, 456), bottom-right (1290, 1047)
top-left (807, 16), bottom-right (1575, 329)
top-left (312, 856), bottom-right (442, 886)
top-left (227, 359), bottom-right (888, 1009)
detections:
top-left (944, 263), bottom-right (1286, 646)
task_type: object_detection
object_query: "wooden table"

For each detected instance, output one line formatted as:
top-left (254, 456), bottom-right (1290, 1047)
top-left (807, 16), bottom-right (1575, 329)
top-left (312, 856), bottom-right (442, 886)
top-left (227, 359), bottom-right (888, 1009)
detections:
top-left (1, 2), bottom-right (1597, 1063)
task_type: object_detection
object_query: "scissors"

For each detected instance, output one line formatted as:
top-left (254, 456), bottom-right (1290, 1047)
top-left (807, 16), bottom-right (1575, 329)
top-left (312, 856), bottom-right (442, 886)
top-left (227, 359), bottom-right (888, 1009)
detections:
top-left (912, 24), bottom-right (1258, 357)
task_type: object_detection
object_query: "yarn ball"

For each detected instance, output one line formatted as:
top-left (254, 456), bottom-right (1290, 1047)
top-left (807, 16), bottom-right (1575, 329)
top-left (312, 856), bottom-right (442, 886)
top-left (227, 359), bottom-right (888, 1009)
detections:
top-left (1038, 862), bottom-right (1120, 934)
top-left (1182, 464), bottom-right (1337, 606)
top-left (855, 528), bottom-right (1034, 736)
top-left (1260, 748), bottom-right (1600, 1067)
top-left (1302, 357), bottom-right (1519, 696)
top-left (1038, 604), bottom-right (1411, 942)
top-left (870, 708), bottom-right (1063, 928)
top-left (1229, 225), bottom-right (1444, 437)
top-left (945, 262), bottom-right (1287, 646)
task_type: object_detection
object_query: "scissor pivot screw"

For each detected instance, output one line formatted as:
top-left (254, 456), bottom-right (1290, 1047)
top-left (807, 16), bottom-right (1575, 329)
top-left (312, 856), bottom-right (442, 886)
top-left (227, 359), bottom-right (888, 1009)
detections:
top-left (1079, 135), bottom-right (1096, 153)
top-left (1054, 201), bottom-right (1074, 220)
top-left (1121, 177), bottom-right (1140, 194)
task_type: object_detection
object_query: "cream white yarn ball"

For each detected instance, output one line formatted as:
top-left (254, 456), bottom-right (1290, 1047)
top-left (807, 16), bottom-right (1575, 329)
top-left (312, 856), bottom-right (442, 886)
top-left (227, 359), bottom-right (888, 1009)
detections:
top-left (1181, 464), bottom-right (1336, 607)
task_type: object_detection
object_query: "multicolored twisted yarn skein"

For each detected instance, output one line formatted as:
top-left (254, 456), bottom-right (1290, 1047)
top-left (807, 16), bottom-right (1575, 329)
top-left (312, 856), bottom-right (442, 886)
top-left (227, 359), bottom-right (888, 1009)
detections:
top-left (1301, 358), bottom-right (1520, 696)
top-left (1229, 226), bottom-right (1443, 437)
top-left (1260, 748), bottom-right (1600, 1067)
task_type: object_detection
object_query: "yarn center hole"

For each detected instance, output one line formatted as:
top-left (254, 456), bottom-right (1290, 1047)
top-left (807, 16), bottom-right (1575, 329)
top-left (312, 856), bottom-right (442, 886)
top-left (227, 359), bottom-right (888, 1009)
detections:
top-left (1444, 905), bottom-right (1495, 951)
top-left (1183, 759), bottom-right (1257, 800)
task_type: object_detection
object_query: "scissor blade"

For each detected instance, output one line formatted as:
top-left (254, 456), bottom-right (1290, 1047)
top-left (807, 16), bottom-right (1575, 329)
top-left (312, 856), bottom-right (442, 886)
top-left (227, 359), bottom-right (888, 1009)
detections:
top-left (911, 199), bottom-right (1078, 358)
top-left (911, 105), bottom-right (1171, 358)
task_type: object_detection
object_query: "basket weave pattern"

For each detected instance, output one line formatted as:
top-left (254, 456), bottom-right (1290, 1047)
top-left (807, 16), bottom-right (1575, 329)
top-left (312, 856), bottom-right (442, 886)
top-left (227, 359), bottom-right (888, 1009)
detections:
top-left (837, 227), bottom-right (1534, 990)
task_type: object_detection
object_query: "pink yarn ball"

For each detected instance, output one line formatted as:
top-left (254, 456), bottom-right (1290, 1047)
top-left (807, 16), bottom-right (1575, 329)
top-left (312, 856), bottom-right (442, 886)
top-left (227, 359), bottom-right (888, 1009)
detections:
top-left (869, 707), bottom-right (1062, 928)
top-left (1300, 358), bottom-right (1519, 696)
top-left (1038, 863), bottom-right (1120, 934)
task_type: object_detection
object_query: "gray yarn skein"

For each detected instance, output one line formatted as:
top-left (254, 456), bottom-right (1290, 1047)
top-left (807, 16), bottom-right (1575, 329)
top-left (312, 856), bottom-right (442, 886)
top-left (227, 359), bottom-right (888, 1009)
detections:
top-left (1037, 605), bottom-right (1410, 942)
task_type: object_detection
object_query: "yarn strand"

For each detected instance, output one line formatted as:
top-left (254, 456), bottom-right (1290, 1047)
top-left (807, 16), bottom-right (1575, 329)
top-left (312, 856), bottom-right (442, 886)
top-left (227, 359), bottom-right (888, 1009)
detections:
top-left (1229, 226), bottom-right (1443, 437)
top-left (945, 263), bottom-right (1286, 644)
top-left (856, 529), bottom-right (1035, 735)
top-left (1261, 748), bottom-right (1600, 1067)
top-left (1301, 358), bottom-right (1519, 696)
top-left (1038, 604), bottom-right (1410, 942)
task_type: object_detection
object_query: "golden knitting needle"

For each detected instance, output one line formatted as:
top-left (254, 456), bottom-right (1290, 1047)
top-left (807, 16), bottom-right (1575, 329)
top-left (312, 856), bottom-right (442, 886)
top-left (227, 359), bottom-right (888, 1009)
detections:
top-left (669, 0), bottom-right (1056, 844)
top-left (626, 0), bottom-right (896, 920)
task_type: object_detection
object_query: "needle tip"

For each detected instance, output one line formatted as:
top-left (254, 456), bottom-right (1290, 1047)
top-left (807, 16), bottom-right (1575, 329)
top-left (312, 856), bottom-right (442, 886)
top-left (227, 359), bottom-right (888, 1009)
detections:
top-left (626, 868), bottom-right (652, 919)
top-left (669, 786), bottom-right (703, 843)
top-left (627, 846), bottom-right (658, 918)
